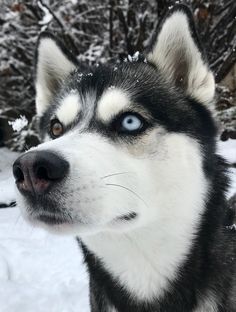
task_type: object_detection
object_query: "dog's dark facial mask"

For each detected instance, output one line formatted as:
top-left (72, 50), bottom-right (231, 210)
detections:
top-left (16, 5), bottom-right (215, 243)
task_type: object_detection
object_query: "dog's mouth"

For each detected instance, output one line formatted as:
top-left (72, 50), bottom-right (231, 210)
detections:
top-left (32, 212), bottom-right (71, 226)
top-left (35, 212), bottom-right (138, 226)
top-left (37, 212), bottom-right (137, 224)
top-left (36, 214), bottom-right (67, 225)
top-left (115, 212), bottom-right (137, 222)
top-left (25, 203), bottom-right (138, 232)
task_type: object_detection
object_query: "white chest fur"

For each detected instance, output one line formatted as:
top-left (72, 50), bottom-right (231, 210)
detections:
top-left (83, 216), bottom-right (205, 302)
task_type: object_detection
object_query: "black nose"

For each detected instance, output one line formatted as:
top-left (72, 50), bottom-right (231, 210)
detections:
top-left (13, 151), bottom-right (69, 195)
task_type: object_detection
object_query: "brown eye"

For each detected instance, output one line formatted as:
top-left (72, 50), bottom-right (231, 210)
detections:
top-left (50, 119), bottom-right (64, 138)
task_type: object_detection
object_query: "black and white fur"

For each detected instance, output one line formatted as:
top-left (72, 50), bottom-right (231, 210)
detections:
top-left (16, 5), bottom-right (236, 311)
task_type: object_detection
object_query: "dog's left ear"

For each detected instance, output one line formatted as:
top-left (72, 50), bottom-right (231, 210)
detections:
top-left (35, 32), bottom-right (77, 116)
top-left (147, 5), bottom-right (215, 104)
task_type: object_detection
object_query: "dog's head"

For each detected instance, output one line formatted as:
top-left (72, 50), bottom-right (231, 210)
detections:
top-left (13, 5), bottom-right (216, 236)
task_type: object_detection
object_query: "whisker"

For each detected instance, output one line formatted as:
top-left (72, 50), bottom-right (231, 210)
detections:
top-left (101, 172), bottom-right (133, 180)
top-left (105, 183), bottom-right (148, 208)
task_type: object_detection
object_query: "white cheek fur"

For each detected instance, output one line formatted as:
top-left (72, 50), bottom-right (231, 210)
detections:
top-left (81, 132), bottom-right (207, 300)
top-left (25, 130), bottom-right (207, 301)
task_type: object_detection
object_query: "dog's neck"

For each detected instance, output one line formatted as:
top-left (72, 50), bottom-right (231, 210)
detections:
top-left (80, 215), bottom-right (202, 302)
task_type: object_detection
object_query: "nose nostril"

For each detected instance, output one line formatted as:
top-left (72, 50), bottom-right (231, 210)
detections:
top-left (36, 166), bottom-right (49, 180)
top-left (13, 151), bottom-right (69, 195)
top-left (13, 166), bottom-right (24, 183)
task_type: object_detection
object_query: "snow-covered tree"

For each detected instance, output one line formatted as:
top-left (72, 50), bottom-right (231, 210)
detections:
top-left (0, 0), bottom-right (235, 150)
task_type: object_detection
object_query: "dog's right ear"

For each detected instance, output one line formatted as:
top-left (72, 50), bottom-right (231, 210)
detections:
top-left (35, 32), bottom-right (77, 116)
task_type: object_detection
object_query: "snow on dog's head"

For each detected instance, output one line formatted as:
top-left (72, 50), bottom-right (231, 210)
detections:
top-left (15, 5), bottom-right (216, 238)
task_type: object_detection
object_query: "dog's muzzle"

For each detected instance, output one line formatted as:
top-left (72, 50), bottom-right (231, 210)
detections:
top-left (13, 151), bottom-right (69, 196)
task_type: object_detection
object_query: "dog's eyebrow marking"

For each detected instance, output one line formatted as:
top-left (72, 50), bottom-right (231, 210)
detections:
top-left (56, 92), bottom-right (81, 126)
top-left (97, 88), bottom-right (130, 122)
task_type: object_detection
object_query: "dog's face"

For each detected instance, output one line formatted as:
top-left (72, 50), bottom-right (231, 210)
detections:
top-left (14, 6), bottom-right (216, 237)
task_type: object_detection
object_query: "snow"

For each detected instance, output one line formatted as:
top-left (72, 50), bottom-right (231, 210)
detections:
top-left (0, 207), bottom-right (89, 312)
top-left (0, 139), bottom-right (235, 311)
top-left (0, 149), bottom-right (89, 312)
top-left (37, 1), bottom-right (53, 26)
top-left (127, 55), bottom-right (133, 62)
top-left (227, 224), bottom-right (236, 231)
top-left (228, 167), bottom-right (236, 199)
top-left (217, 139), bottom-right (236, 198)
top-left (0, 148), bottom-right (18, 207)
top-left (218, 139), bottom-right (236, 165)
top-left (8, 115), bottom-right (28, 132)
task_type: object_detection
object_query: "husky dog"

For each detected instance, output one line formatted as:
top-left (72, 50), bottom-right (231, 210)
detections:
top-left (13, 4), bottom-right (236, 312)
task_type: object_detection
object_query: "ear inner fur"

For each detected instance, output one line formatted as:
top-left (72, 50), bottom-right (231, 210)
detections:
top-left (146, 5), bottom-right (215, 104)
top-left (35, 32), bottom-right (77, 116)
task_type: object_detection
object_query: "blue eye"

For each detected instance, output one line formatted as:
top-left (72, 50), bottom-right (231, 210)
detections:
top-left (112, 112), bottom-right (148, 135)
top-left (121, 115), bottom-right (142, 131)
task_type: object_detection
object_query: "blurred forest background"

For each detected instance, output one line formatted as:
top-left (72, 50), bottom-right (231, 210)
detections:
top-left (0, 0), bottom-right (235, 151)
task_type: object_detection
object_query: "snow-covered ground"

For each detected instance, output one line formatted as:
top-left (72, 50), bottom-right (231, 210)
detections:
top-left (217, 139), bottom-right (236, 198)
top-left (0, 148), bottom-right (19, 207)
top-left (0, 140), bottom-right (235, 312)
top-left (0, 149), bottom-right (89, 312)
top-left (0, 208), bottom-right (89, 312)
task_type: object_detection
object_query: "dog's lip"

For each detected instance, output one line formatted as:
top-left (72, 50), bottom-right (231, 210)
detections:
top-left (115, 212), bottom-right (137, 222)
top-left (33, 212), bottom-right (71, 225)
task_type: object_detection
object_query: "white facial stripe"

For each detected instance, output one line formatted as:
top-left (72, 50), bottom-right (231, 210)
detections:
top-left (56, 92), bottom-right (81, 126)
top-left (97, 88), bottom-right (130, 122)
